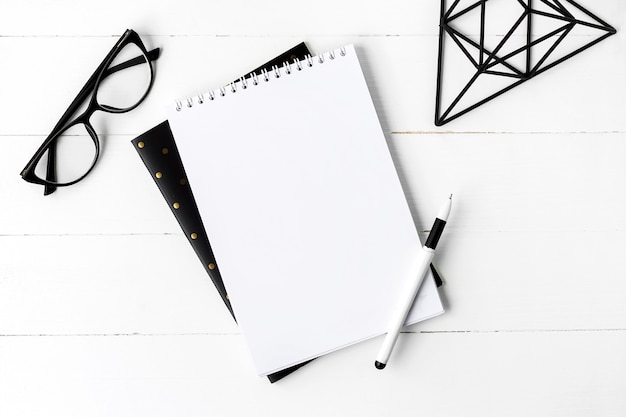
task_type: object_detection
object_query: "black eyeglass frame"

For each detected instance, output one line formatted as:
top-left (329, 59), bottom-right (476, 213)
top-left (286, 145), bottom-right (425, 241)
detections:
top-left (20, 29), bottom-right (160, 194)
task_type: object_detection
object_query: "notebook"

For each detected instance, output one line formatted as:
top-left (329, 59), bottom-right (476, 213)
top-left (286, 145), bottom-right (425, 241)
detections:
top-left (168, 44), bottom-right (444, 376)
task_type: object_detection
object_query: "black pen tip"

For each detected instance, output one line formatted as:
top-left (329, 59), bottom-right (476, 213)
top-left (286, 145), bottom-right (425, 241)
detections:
top-left (375, 361), bottom-right (386, 370)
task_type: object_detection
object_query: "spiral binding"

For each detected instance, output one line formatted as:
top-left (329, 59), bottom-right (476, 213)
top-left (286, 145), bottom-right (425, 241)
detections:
top-left (175, 46), bottom-right (348, 112)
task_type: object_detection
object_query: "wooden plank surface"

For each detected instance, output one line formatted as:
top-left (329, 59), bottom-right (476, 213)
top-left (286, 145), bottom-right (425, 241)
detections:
top-left (1, 0), bottom-right (625, 416)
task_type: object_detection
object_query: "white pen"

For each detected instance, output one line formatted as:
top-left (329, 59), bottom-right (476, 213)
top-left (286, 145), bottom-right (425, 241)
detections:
top-left (375, 195), bottom-right (452, 369)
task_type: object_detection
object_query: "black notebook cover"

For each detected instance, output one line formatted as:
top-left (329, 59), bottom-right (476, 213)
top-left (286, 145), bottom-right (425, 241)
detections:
top-left (131, 43), bottom-right (443, 382)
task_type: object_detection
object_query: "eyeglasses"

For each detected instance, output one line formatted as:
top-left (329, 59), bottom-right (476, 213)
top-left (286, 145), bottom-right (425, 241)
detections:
top-left (20, 29), bottom-right (160, 195)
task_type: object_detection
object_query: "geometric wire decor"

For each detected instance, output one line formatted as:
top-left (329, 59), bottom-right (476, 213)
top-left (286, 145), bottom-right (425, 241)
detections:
top-left (435, 0), bottom-right (617, 126)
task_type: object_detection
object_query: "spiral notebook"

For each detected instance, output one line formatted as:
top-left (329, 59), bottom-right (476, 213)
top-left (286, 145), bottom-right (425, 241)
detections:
top-left (168, 45), bottom-right (444, 376)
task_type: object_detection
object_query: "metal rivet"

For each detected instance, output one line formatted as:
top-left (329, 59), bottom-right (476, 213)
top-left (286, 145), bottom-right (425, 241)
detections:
top-left (155, 171), bottom-right (163, 179)
top-left (137, 141), bottom-right (145, 149)
top-left (208, 263), bottom-right (216, 270)
top-left (191, 233), bottom-right (198, 240)
top-left (162, 148), bottom-right (169, 155)
top-left (180, 178), bottom-right (187, 185)
top-left (173, 202), bottom-right (180, 209)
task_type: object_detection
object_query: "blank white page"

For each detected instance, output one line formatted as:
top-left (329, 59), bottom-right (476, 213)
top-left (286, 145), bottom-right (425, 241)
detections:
top-left (168, 45), bottom-right (443, 376)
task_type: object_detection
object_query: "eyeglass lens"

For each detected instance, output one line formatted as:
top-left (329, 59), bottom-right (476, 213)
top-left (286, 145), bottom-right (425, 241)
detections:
top-left (96, 41), bottom-right (152, 111)
top-left (33, 123), bottom-right (98, 185)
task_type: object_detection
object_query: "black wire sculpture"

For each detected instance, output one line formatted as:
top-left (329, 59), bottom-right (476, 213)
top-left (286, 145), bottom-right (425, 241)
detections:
top-left (435, 0), bottom-right (617, 126)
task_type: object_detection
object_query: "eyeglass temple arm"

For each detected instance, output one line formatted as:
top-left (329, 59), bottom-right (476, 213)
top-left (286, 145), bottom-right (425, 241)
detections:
top-left (43, 48), bottom-right (161, 195)
top-left (102, 48), bottom-right (161, 78)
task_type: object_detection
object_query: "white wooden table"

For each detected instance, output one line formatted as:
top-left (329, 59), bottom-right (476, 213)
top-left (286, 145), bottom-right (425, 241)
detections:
top-left (1, 1), bottom-right (625, 416)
